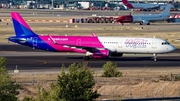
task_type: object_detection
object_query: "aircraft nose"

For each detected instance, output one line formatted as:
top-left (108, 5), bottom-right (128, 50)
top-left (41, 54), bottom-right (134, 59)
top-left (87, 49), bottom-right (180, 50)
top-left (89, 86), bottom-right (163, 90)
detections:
top-left (169, 45), bottom-right (176, 52)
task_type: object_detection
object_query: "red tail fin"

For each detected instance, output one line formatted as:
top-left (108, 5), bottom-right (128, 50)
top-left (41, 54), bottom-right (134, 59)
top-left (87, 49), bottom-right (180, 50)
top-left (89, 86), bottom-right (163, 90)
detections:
top-left (122, 0), bottom-right (134, 9)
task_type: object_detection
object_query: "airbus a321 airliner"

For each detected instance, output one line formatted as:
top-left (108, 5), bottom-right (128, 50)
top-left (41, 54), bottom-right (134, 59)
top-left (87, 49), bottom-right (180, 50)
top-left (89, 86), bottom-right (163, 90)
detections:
top-left (8, 12), bottom-right (176, 61)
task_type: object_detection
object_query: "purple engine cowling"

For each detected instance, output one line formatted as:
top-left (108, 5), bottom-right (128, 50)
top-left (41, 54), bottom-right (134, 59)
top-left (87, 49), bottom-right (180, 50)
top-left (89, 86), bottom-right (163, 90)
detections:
top-left (92, 50), bottom-right (109, 58)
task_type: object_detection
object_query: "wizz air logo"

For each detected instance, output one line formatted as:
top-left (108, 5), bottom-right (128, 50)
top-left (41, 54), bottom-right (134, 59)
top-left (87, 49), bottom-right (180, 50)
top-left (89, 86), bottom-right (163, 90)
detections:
top-left (124, 39), bottom-right (148, 48)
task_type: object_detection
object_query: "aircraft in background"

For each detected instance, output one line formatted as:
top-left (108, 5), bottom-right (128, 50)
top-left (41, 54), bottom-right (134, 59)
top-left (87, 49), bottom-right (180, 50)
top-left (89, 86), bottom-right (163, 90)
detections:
top-left (122, 0), bottom-right (174, 10)
top-left (116, 4), bottom-right (171, 25)
top-left (8, 12), bottom-right (175, 61)
top-left (122, 0), bottom-right (159, 10)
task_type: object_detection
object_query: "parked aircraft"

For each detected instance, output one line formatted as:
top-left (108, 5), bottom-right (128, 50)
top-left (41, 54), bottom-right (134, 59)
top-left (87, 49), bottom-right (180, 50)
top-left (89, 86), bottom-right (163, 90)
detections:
top-left (8, 12), bottom-right (175, 61)
top-left (122, 0), bottom-right (174, 10)
top-left (122, 0), bottom-right (159, 10)
top-left (116, 4), bottom-right (171, 25)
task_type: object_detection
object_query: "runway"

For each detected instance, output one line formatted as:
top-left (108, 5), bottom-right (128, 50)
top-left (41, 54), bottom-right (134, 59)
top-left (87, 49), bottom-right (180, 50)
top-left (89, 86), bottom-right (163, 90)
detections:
top-left (4, 55), bottom-right (180, 70)
top-left (0, 44), bottom-right (180, 71)
top-left (0, 9), bottom-right (180, 71)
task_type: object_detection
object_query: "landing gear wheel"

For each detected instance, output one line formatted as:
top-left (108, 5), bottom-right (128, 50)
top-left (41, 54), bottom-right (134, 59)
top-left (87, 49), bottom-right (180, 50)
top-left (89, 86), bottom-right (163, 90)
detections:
top-left (147, 23), bottom-right (150, 25)
top-left (84, 56), bottom-right (90, 61)
top-left (153, 53), bottom-right (157, 62)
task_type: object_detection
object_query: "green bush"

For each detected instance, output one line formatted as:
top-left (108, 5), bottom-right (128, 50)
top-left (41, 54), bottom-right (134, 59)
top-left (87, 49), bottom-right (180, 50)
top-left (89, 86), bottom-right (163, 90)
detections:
top-left (102, 61), bottom-right (122, 77)
top-left (33, 62), bottom-right (100, 101)
top-left (23, 96), bottom-right (35, 101)
top-left (35, 83), bottom-right (61, 101)
top-left (175, 76), bottom-right (180, 81)
top-left (0, 57), bottom-right (21, 101)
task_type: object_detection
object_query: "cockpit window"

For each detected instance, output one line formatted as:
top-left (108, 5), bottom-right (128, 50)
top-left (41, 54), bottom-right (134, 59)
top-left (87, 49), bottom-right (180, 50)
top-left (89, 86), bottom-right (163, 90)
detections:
top-left (162, 41), bottom-right (170, 45)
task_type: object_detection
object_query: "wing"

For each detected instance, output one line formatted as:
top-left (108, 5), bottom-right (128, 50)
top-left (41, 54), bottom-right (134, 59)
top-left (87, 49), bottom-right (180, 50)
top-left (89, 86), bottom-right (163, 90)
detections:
top-left (48, 34), bottom-right (104, 52)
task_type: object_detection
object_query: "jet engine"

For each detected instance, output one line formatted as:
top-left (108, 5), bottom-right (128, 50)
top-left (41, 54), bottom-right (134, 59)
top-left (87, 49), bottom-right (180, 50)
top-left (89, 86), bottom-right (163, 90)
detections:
top-left (140, 20), bottom-right (150, 25)
top-left (92, 50), bottom-right (109, 59)
top-left (110, 52), bottom-right (123, 57)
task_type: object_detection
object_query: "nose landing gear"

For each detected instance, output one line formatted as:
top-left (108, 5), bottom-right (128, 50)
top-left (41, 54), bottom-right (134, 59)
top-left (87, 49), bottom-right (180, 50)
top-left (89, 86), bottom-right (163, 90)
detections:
top-left (153, 53), bottom-right (157, 62)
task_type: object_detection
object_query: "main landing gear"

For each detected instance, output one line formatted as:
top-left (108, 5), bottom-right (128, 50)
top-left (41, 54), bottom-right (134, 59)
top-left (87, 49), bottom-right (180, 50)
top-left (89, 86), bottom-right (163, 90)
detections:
top-left (84, 56), bottom-right (90, 60)
top-left (153, 53), bottom-right (157, 62)
top-left (83, 51), bottom-right (92, 61)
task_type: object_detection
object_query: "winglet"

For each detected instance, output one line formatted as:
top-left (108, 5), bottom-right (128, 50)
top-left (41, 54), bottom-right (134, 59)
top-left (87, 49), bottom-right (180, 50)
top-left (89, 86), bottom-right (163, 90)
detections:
top-left (48, 34), bottom-right (57, 44)
top-left (91, 32), bottom-right (96, 37)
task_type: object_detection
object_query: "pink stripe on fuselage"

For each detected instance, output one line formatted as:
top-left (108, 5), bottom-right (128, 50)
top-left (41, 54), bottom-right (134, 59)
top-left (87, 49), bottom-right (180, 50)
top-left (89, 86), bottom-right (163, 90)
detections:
top-left (11, 12), bottom-right (31, 30)
top-left (39, 35), bottom-right (104, 52)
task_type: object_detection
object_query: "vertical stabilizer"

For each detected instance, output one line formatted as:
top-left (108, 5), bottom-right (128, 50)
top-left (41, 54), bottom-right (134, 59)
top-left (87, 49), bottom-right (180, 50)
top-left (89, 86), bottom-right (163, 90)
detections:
top-left (122, 0), bottom-right (134, 9)
top-left (11, 12), bottom-right (37, 37)
top-left (161, 4), bottom-right (171, 16)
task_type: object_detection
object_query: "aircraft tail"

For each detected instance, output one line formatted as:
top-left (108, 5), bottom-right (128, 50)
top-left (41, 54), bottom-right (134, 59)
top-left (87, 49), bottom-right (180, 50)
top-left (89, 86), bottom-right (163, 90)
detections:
top-left (122, 0), bottom-right (134, 9)
top-left (161, 4), bottom-right (171, 16)
top-left (11, 12), bottom-right (37, 37)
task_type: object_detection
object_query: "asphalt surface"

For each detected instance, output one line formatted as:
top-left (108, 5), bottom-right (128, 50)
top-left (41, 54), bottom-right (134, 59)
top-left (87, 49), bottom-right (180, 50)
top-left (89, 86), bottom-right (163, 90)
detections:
top-left (0, 9), bottom-right (179, 17)
top-left (0, 9), bottom-right (180, 71)
top-left (0, 9), bottom-right (165, 17)
top-left (4, 55), bottom-right (180, 70)
top-left (0, 44), bottom-right (180, 71)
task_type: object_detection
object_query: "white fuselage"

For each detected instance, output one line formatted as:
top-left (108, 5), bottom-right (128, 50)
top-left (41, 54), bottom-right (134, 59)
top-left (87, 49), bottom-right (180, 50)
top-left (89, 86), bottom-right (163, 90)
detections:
top-left (98, 37), bottom-right (175, 54)
top-left (131, 3), bottom-right (159, 9)
top-left (132, 14), bottom-right (168, 23)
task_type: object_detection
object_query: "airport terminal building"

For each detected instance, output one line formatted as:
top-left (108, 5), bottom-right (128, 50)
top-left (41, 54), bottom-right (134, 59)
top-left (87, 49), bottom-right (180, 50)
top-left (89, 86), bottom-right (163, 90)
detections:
top-left (0, 0), bottom-right (179, 10)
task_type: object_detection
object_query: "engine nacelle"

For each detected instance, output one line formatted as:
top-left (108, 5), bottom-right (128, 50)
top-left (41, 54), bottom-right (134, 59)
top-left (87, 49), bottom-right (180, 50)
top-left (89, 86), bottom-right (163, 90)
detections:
top-left (92, 50), bottom-right (109, 59)
top-left (140, 20), bottom-right (149, 25)
top-left (110, 52), bottom-right (123, 57)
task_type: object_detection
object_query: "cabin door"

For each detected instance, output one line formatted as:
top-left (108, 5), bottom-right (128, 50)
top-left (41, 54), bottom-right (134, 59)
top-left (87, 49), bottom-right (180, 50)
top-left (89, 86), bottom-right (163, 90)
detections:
top-left (152, 39), bottom-right (157, 49)
top-left (118, 40), bottom-right (123, 48)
